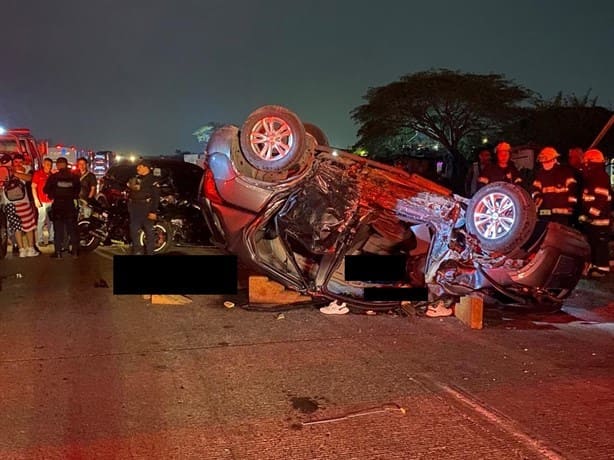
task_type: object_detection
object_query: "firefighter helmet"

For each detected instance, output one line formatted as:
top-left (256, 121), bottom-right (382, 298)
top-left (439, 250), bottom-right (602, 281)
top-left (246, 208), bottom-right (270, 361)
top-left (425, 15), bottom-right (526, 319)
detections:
top-left (495, 142), bottom-right (511, 152)
top-left (537, 146), bottom-right (559, 163)
top-left (583, 149), bottom-right (605, 164)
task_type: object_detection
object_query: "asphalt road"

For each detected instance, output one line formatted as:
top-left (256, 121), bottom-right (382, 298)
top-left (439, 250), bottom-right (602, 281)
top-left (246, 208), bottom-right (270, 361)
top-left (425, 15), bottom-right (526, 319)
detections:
top-left (0, 244), bottom-right (613, 459)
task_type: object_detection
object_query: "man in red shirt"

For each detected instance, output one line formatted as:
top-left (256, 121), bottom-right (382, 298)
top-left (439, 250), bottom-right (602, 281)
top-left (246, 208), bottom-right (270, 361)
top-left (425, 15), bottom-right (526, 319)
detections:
top-left (31, 157), bottom-right (54, 246)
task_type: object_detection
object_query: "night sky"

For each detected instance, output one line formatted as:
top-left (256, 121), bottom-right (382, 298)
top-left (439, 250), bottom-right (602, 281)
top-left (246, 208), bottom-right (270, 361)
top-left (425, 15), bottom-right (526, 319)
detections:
top-left (2, 0), bottom-right (613, 156)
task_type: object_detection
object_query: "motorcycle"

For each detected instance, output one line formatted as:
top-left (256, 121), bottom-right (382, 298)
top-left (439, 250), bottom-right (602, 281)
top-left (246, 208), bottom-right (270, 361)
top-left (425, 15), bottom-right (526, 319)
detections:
top-left (77, 196), bottom-right (171, 254)
top-left (77, 194), bottom-right (211, 254)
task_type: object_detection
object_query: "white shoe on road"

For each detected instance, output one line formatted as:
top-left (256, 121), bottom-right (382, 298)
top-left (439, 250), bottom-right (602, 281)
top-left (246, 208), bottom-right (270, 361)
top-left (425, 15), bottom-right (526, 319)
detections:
top-left (320, 301), bottom-right (349, 315)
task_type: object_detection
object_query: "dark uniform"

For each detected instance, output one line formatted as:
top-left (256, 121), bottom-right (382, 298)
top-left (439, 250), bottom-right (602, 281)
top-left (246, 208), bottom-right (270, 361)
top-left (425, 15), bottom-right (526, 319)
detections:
top-left (44, 163), bottom-right (81, 257)
top-left (579, 162), bottom-right (611, 275)
top-left (127, 162), bottom-right (160, 255)
top-left (477, 163), bottom-right (523, 190)
top-left (531, 163), bottom-right (578, 226)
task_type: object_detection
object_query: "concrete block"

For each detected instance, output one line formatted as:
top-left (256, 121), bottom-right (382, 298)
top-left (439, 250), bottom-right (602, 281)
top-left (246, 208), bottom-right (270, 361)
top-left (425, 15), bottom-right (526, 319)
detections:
top-left (455, 295), bottom-right (483, 329)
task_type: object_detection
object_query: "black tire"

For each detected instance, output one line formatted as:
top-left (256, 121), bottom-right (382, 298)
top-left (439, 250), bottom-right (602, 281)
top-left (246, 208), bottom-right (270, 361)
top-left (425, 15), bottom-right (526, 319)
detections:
top-left (138, 220), bottom-right (171, 254)
top-left (78, 220), bottom-right (102, 252)
top-left (239, 105), bottom-right (307, 172)
top-left (96, 194), bottom-right (109, 209)
top-left (466, 182), bottom-right (536, 254)
top-left (303, 122), bottom-right (329, 146)
top-left (0, 208), bottom-right (8, 259)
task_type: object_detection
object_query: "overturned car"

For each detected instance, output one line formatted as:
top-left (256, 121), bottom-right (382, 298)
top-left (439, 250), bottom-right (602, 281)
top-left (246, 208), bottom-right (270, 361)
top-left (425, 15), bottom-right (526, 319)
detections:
top-left (199, 105), bottom-right (590, 311)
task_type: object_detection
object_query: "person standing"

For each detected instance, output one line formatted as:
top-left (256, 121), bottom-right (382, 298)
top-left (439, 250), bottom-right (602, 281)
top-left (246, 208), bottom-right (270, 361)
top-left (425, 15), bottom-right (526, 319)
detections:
top-left (127, 159), bottom-right (160, 255)
top-left (477, 142), bottom-right (523, 190)
top-left (578, 149), bottom-right (611, 277)
top-left (31, 157), bottom-right (55, 246)
top-left (566, 146), bottom-right (585, 228)
top-left (465, 147), bottom-right (492, 196)
top-left (76, 157), bottom-right (97, 218)
top-left (2, 154), bottom-right (38, 257)
top-left (44, 157), bottom-right (81, 258)
top-left (531, 147), bottom-right (578, 226)
top-left (568, 146), bottom-right (584, 172)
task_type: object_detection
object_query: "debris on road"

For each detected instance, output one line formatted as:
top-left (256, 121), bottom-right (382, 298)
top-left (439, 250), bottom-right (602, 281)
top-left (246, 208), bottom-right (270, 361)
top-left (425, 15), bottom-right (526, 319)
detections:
top-left (94, 278), bottom-right (109, 288)
top-left (301, 403), bottom-right (406, 426)
top-left (0, 272), bottom-right (24, 291)
top-left (150, 294), bottom-right (193, 305)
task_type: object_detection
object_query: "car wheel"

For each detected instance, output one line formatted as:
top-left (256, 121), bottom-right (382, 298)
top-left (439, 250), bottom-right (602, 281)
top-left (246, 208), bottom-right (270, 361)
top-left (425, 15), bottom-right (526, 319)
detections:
top-left (303, 122), bottom-right (329, 146)
top-left (139, 221), bottom-right (171, 254)
top-left (239, 105), bottom-right (307, 172)
top-left (466, 182), bottom-right (536, 254)
top-left (78, 220), bottom-right (102, 252)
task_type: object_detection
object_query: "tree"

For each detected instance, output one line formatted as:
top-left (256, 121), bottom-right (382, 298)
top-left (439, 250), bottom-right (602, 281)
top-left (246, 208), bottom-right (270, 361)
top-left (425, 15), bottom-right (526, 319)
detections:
top-left (502, 90), bottom-right (614, 154)
top-left (351, 69), bottom-right (535, 190)
top-left (192, 122), bottom-right (225, 145)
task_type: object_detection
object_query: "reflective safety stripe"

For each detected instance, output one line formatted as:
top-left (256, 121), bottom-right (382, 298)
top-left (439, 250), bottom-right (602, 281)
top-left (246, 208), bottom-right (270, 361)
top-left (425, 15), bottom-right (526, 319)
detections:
top-left (582, 194), bottom-right (595, 202)
top-left (589, 207), bottom-right (601, 216)
top-left (594, 187), bottom-right (611, 197)
top-left (540, 208), bottom-right (572, 215)
top-left (590, 219), bottom-right (611, 226)
top-left (478, 177), bottom-right (489, 184)
top-left (552, 208), bottom-right (572, 215)
top-left (532, 180), bottom-right (542, 189)
top-left (542, 186), bottom-right (569, 194)
top-left (565, 177), bottom-right (577, 186)
top-left (514, 178), bottom-right (522, 184)
top-left (568, 196), bottom-right (577, 203)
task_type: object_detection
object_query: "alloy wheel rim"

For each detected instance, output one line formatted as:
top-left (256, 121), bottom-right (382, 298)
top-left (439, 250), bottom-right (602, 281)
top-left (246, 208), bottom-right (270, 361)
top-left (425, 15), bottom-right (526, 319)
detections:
top-left (249, 116), bottom-right (294, 161)
top-left (473, 192), bottom-right (516, 239)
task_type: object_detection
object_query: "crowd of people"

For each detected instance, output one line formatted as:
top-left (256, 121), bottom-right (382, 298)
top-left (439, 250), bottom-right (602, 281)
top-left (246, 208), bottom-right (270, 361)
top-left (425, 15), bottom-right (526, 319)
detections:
top-left (465, 142), bottom-right (612, 278)
top-left (1, 154), bottom-right (159, 259)
top-left (1, 146), bottom-right (612, 277)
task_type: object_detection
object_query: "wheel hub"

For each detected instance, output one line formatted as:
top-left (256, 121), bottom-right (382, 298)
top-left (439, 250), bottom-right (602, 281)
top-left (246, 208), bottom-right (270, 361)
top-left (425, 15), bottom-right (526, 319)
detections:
top-left (473, 192), bottom-right (516, 240)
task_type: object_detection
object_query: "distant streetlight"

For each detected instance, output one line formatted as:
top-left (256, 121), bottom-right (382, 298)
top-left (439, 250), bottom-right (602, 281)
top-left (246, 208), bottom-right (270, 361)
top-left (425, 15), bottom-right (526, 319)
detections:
top-left (129, 155), bottom-right (136, 162)
top-left (0, 126), bottom-right (5, 135)
top-left (116, 155), bottom-right (123, 162)
top-left (482, 137), bottom-right (489, 144)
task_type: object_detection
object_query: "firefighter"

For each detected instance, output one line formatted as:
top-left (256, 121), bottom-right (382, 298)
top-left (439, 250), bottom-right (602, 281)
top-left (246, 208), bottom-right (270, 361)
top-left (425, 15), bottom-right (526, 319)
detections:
top-left (578, 149), bottom-right (611, 277)
top-left (477, 142), bottom-right (522, 189)
top-left (531, 147), bottom-right (578, 226)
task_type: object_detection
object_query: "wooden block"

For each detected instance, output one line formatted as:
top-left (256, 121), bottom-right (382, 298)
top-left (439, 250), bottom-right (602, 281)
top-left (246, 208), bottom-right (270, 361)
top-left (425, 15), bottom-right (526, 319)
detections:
top-left (248, 276), bottom-right (311, 305)
top-left (151, 294), bottom-right (193, 305)
top-left (455, 295), bottom-right (483, 329)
